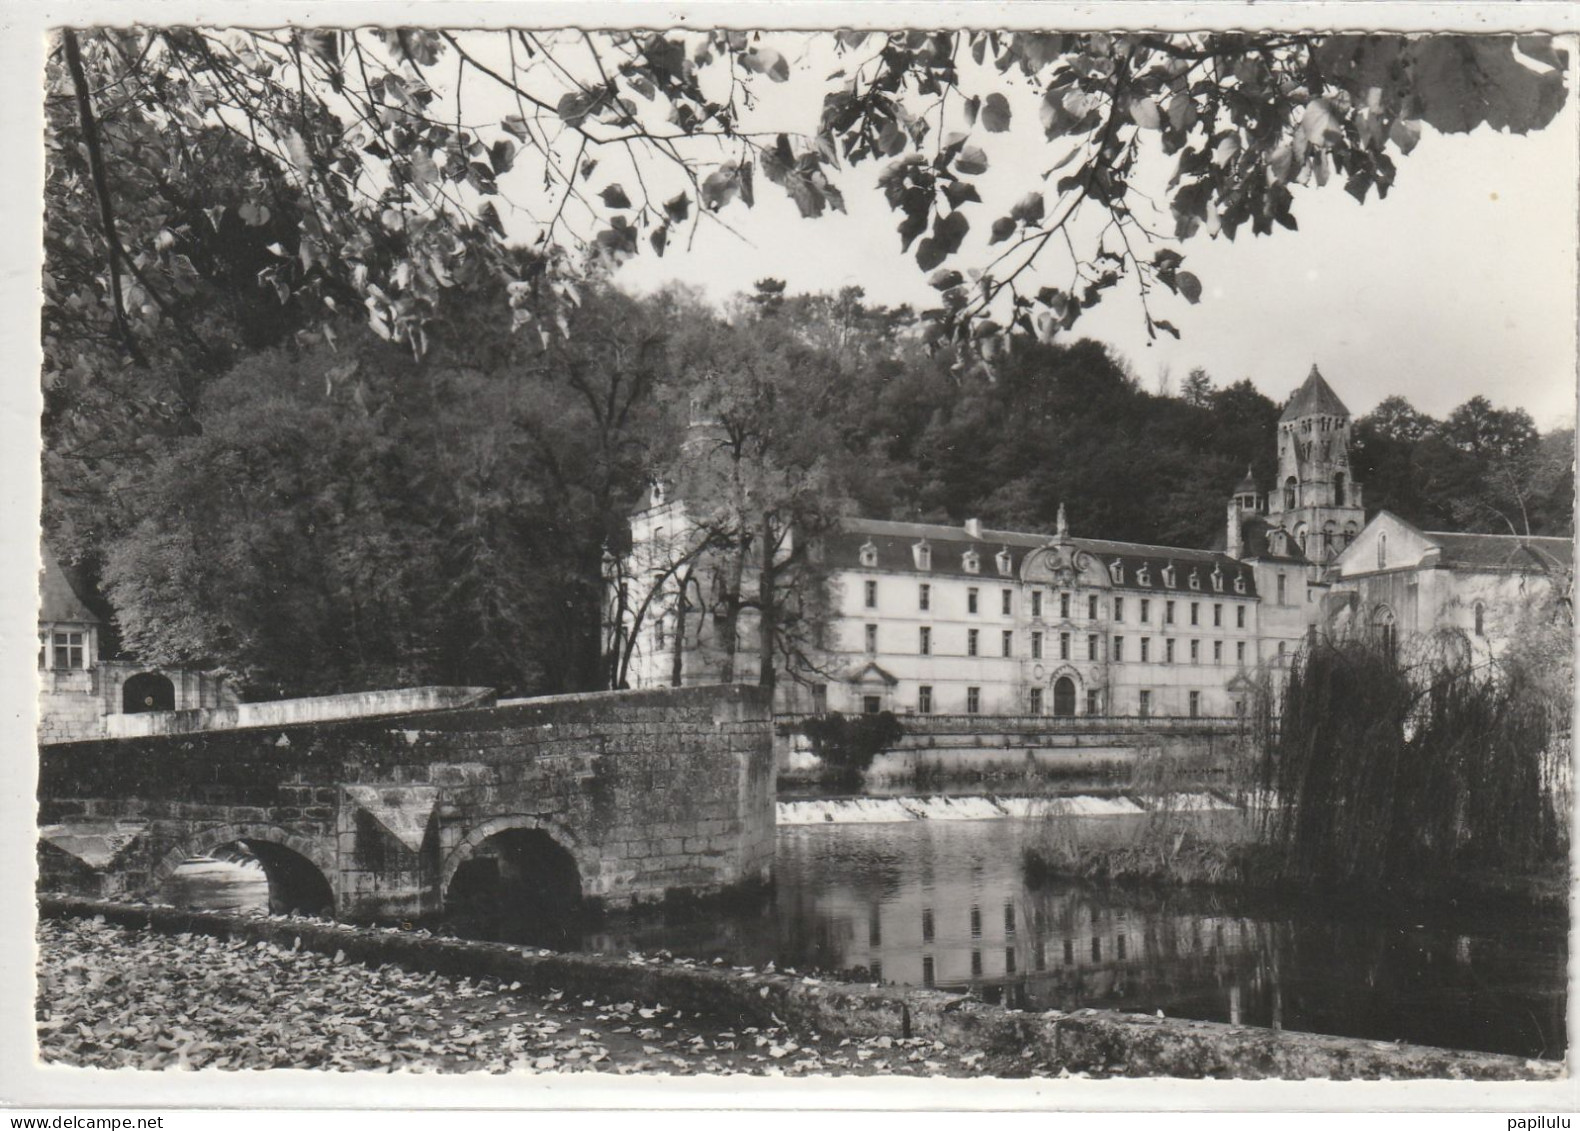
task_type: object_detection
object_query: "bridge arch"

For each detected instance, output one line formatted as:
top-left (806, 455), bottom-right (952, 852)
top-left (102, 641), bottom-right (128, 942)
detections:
top-left (441, 815), bottom-right (585, 946)
top-left (154, 823), bottom-right (337, 915)
top-left (440, 814), bottom-right (585, 895)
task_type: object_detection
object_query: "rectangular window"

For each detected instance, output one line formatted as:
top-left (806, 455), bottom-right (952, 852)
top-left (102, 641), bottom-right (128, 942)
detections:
top-left (919, 583), bottom-right (931, 611)
top-left (967, 629), bottom-right (979, 656)
top-left (1140, 638), bottom-right (1150, 662)
top-left (1001, 629), bottom-right (1014, 657)
top-left (1086, 689), bottom-right (1100, 715)
top-left (864, 579), bottom-right (877, 608)
top-left (1060, 632), bottom-right (1071, 661)
top-left (922, 908), bottom-right (935, 943)
top-left (1214, 603), bottom-right (1223, 627)
top-left (1190, 639), bottom-right (1200, 664)
top-left (1029, 687), bottom-right (1043, 715)
top-left (1214, 640), bottom-right (1223, 664)
top-left (654, 618), bottom-right (666, 649)
top-left (1237, 641), bottom-right (1246, 663)
top-left (1139, 689), bottom-right (1152, 718)
top-left (865, 623), bottom-right (878, 654)
top-left (1061, 592), bottom-right (1071, 619)
top-left (863, 695), bottom-right (881, 715)
top-left (1031, 590), bottom-right (1043, 618)
top-left (1001, 589), bottom-right (1013, 616)
top-left (1113, 636), bottom-right (1124, 662)
top-left (1189, 690), bottom-right (1201, 719)
top-left (1277, 574), bottom-right (1287, 604)
top-left (1140, 598), bottom-right (1150, 623)
top-left (1113, 596), bottom-right (1124, 622)
top-left (811, 683), bottom-right (827, 713)
top-left (966, 687), bottom-right (981, 714)
top-left (1165, 638), bottom-right (1175, 664)
top-left (1088, 595), bottom-right (1099, 620)
top-left (919, 626), bottom-right (932, 655)
top-left (1190, 602), bottom-right (1200, 626)
top-left (968, 588), bottom-right (979, 614)
top-left (52, 630), bottom-right (84, 670)
top-left (918, 685), bottom-right (933, 714)
top-left (1237, 605), bottom-right (1246, 629)
top-left (1031, 631), bottom-right (1043, 660)
top-left (1165, 600), bottom-right (1175, 625)
top-left (1087, 634), bottom-right (1098, 661)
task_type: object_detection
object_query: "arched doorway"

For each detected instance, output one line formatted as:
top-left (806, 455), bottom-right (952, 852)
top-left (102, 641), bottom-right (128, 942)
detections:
top-left (445, 827), bottom-right (583, 947)
top-left (1052, 676), bottom-right (1077, 717)
top-left (122, 671), bottom-right (175, 713)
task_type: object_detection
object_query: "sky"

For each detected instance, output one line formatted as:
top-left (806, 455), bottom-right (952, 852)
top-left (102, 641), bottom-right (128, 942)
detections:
top-left (598, 33), bottom-right (1579, 430)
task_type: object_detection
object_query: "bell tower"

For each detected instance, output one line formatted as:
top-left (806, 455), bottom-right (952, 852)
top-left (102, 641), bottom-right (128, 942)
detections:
top-left (1267, 365), bottom-right (1366, 564)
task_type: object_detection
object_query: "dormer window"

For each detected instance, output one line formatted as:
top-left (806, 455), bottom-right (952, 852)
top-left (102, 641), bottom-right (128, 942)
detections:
top-left (859, 540), bottom-right (879, 568)
top-left (1136, 564), bottom-right (1151, 587)
top-left (1162, 564), bottom-right (1176, 589)
top-left (995, 548), bottom-right (1013, 576)
top-left (1211, 565), bottom-right (1224, 593)
top-left (913, 540), bottom-right (931, 571)
top-left (651, 482), bottom-right (665, 506)
top-left (1188, 570), bottom-right (1201, 591)
top-left (1109, 560), bottom-right (1124, 584)
top-left (962, 549), bottom-right (981, 575)
top-left (1233, 573), bottom-right (1247, 595)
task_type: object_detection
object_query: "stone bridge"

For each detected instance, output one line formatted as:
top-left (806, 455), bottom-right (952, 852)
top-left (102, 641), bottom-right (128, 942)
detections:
top-left (38, 684), bottom-right (775, 928)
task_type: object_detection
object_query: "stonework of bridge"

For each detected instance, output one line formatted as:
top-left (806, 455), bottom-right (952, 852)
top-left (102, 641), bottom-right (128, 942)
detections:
top-left (38, 684), bottom-right (775, 924)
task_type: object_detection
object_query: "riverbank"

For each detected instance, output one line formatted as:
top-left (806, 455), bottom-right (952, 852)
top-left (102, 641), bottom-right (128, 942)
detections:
top-left (37, 896), bottom-right (1560, 1080)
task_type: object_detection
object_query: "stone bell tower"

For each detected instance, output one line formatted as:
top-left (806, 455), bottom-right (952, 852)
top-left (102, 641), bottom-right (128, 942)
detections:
top-left (1267, 365), bottom-right (1366, 564)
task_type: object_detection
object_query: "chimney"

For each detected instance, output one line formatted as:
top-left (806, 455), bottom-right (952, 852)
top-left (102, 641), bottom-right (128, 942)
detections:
top-left (1226, 501), bottom-right (1243, 559)
top-left (1055, 503), bottom-right (1069, 538)
top-left (964, 517), bottom-right (982, 539)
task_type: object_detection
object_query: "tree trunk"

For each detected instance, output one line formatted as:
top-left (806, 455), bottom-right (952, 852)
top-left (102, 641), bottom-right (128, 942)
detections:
top-left (718, 547), bottom-right (745, 684)
top-left (670, 564), bottom-right (694, 687)
top-left (757, 511), bottom-right (777, 693)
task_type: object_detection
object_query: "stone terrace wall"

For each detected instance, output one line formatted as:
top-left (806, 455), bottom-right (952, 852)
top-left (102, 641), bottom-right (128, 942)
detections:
top-left (39, 683), bottom-right (775, 919)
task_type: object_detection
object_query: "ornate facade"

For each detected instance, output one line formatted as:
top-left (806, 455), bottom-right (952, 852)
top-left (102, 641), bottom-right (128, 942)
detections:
top-left (616, 366), bottom-right (1570, 718)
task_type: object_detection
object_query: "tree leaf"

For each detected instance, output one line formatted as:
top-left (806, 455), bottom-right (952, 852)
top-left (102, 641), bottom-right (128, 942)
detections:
top-left (981, 93), bottom-right (1012, 132)
top-left (1009, 192), bottom-right (1044, 225)
top-left (600, 184), bottom-right (633, 209)
top-left (955, 146), bottom-right (989, 176)
top-left (1129, 97), bottom-right (1162, 130)
top-left (1176, 271), bottom-right (1202, 304)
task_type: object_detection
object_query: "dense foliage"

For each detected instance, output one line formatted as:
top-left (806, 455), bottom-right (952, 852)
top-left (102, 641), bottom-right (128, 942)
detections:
top-left (47, 276), bottom-right (1572, 699)
top-left (46, 29), bottom-right (1568, 373)
top-left (796, 711), bottom-right (907, 786)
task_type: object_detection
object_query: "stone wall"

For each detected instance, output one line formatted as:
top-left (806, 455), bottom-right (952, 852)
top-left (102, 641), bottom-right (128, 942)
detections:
top-left (39, 683), bottom-right (775, 920)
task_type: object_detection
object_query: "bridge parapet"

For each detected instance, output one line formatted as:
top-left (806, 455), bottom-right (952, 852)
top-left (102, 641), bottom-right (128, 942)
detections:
top-left (39, 683), bottom-right (775, 922)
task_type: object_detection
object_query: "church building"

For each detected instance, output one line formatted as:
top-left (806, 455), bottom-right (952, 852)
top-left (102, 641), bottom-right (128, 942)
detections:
top-left (615, 366), bottom-right (1569, 718)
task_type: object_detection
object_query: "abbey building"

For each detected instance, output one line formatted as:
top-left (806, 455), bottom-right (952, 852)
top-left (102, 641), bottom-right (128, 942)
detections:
top-left (615, 366), bottom-right (1570, 718)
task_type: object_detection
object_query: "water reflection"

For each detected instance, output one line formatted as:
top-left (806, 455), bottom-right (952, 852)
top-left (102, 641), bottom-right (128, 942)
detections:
top-left (597, 819), bottom-right (1565, 1060)
top-left (163, 816), bottom-right (1566, 1060)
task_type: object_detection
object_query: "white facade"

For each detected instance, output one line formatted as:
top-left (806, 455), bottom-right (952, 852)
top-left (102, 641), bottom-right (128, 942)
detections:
top-left (614, 366), bottom-right (1570, 719)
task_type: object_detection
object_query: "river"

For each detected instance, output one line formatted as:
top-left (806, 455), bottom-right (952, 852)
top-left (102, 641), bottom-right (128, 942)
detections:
top-left (164, 814), bottom-right (1567, 1061)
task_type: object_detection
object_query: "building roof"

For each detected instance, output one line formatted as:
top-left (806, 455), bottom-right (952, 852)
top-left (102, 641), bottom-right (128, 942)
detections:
top-left (1209, 514), bottom-right (1313, 564)
top-left (1278, 365), bottom-right (1351, 423)
top-left (828, 517), bottom-right (1257, 596)
top-left (39, 543), bottom-right (100, 625)
top-left (1422, 530), bottom-right (1573, 574)
top-left (1233, 465), bottom-right (1258, 495)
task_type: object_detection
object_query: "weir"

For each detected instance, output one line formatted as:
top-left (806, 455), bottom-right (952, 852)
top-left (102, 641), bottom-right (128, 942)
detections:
top-left (38, 683), bottom-right (775, 921)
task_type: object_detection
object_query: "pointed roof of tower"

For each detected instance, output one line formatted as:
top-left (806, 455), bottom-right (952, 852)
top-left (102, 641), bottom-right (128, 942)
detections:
top-left (1233, 464), bottom-right (1258, 494)
top-left (1278, 364), bottom-right (1351, 422)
